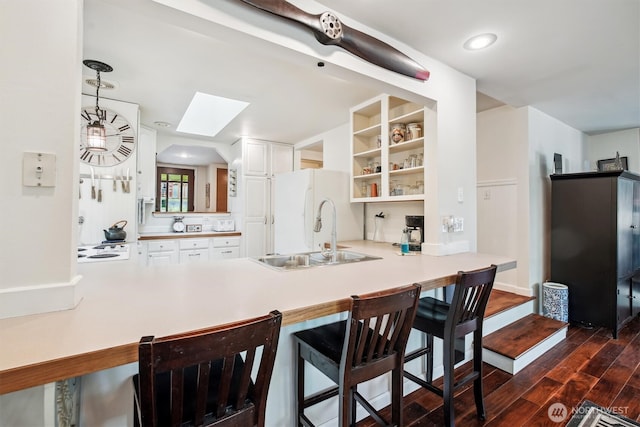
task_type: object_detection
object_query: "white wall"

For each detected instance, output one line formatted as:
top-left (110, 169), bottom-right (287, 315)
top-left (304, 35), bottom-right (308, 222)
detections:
top-left (0, 0), bottom-right (82, 423)
top-left (587, 128), bottom-right (640, 172)
top-left (527, 107), bottom-right (586, 299)
top-left (477, 105), bottom-right (586, 296)
top-left (0, 0), bottom-right (83, 319)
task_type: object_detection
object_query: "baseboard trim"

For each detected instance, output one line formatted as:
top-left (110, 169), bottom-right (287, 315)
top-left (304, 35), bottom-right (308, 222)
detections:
top-left (0, 275), bottom-right (83, 319)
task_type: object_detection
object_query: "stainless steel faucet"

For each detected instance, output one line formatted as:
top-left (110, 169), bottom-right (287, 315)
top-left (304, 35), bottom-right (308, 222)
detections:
top-left (314, 198), bottom-right (337, 263)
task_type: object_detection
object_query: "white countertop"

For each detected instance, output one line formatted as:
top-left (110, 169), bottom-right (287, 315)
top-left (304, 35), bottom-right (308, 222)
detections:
top-left (0, 240), bottom-right (515, 393)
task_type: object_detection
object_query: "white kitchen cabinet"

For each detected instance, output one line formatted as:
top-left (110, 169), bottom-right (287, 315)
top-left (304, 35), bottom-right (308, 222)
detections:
top-left (243, 140), bottom-right (269, 176)
top-left (211, 236), bottom-right (241, 259)
top-left (238, 139), bottom-right (293, 257)
top-left (146, 240), bottom-right (178, 265)
top-left (242, 139), bottom-right (293, 177)
top-left (270, 142), bottom-right (294, 176)
top-left (243, 176), bottom-right (272, 257)
top-left (179, 238), bottom-right (210, 263)
top-left (350, 94), bottom-right (436, 202)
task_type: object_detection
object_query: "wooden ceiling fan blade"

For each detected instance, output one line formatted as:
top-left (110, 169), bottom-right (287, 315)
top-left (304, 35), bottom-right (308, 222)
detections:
top-left (338, 25), bottom-right (430, 81)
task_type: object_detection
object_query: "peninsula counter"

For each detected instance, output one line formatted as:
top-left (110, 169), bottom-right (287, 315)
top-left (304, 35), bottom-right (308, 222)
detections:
top-left (0, 240), bottom-right (515, 396)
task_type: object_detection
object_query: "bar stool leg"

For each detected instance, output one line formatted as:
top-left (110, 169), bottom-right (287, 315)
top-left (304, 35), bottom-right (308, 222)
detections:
top-left (473, 329), bottom-right (486, 420)
top-left (296, 344), bottom-right (304, 427)
top-left (339, 383), bottom-right (350, 426)
top-left (443, 335), bottom-right (456, 427)
top-left (426, 333), bottom-right (434, 382)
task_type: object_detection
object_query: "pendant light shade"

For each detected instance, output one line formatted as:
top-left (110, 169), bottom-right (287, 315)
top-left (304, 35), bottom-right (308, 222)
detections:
top-left (86, 121), bottom-right (107, 151)
top-left (83, 60), bottom-right (113, 152)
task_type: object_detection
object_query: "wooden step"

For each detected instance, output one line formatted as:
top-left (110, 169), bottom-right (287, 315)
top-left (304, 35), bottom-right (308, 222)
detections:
top-left (484, 289), bottom-right (536, 336)
top-left (482, 313), bottom-right (568, 374)
top-left (485, 289), bottom-right (536, 318)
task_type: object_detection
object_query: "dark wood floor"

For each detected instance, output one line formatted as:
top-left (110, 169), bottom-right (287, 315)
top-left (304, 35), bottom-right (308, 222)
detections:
top-left (357, 315), bottom-right (640, 427)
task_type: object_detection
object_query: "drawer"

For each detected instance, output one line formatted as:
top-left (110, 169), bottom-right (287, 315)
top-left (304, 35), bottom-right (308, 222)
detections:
top-left (212, 237), bottom-right (240, 248)
top-left (179, 238), bottom-right (209, 250)
top-left (211, 247), bottom-right (240, 259)
top-left (148, 240), bottom-right (177, 252)
top-left (180, 248), bottom-right (209, 264)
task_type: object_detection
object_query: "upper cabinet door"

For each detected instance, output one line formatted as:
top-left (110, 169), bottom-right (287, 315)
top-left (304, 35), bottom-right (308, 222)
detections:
top-left (270, 143), bottom-right (293, 176)
top-left (244, 140), bottom-right (269, 176)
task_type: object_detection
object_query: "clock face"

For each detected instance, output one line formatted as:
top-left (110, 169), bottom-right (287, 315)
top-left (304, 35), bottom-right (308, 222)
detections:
top-left (79, 107), bottom-right (136, 166)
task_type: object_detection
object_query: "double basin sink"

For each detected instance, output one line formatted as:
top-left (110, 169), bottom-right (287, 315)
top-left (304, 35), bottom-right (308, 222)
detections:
top-left (253, 250), bottom-right (381, 271)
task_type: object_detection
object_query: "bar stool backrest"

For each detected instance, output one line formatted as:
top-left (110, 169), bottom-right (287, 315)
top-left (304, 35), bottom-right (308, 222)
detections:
top-left (342, 285), bottom-right (421, 376)
top-left (135, 310), bottom-right (282, 427)
top-left (447, 266), bottom-right (497, 336)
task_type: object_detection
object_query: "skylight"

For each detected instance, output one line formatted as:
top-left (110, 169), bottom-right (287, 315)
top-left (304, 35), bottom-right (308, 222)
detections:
top-left (176, 92), bottom-right (249, 137)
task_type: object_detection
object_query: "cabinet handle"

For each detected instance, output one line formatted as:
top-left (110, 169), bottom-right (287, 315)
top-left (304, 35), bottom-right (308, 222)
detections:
top-left (222, 250), bottom-right (232, 254)
top-left (189, 253), bottom-right (200, 257)
top-left (631, 225), bottom-right (637, 229)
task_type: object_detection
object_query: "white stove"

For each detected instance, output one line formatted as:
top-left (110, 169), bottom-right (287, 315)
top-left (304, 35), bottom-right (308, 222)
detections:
top-left (78, 243), bottom-right (130, 263)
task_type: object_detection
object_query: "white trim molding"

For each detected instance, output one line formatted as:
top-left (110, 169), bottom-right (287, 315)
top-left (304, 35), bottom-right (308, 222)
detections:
top-left (0, 275), bottom-right (83, 319)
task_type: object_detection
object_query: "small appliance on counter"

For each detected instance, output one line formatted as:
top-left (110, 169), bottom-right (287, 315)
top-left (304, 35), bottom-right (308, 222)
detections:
top-left (405, 215), bottom-right (424, 252)
top-left (78, 243), bottom-right (130, 263)
top-left (212, 219), bottom-right (235, 232)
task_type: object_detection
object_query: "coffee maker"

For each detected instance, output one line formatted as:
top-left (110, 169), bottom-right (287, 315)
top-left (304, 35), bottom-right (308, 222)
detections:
top-left (405, 215), bottom-right (424, 252)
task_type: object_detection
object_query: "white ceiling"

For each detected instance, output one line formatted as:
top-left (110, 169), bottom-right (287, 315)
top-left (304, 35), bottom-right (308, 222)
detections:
top-left (83, 0), bottom-right (639, 165)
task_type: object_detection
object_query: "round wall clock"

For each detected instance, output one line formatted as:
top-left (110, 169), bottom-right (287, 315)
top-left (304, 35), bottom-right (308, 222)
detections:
top-left (79, 106), bottom-right (136, 166)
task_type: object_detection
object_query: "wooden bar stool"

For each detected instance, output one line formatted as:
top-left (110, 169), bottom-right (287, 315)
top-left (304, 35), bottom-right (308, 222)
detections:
top-left (294, 284), bottom-right (421, 426)
top-left (132, 310), bottom-right (282, 427)
top-left (404, 265), bottom-right (497, 427)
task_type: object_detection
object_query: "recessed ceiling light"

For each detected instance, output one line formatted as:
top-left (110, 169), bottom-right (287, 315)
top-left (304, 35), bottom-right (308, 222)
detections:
top-left (463, 33), bottom-right (497, 51)
top-left (177, 92), bottom-right (250, 138)
top-left (154, 121), bottom-right (172, 128)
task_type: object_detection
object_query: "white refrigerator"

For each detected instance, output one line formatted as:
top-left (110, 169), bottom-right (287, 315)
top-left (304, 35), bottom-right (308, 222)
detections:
top-left (274, 169), bottom-right (363, 254)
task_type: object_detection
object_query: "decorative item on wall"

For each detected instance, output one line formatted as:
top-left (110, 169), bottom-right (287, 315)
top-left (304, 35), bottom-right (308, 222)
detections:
top-left (597, 154), bottom-right (628, 171)
top-left (236, 0), bottom-right (430, 81)
top-left (228, 169), bottom-right (237, 197)
top-left (206, 182), bottom-right (211, 208)
top-left (553, 153), bottom-right (562, 174)
top-left (80, 60), bottom-right (137, 166)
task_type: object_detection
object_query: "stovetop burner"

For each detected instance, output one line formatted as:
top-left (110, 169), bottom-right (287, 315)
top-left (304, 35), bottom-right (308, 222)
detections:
top-left (78, 243), bottom-right (130, 263)
top-left (88, 253), bottom-right (120, 259)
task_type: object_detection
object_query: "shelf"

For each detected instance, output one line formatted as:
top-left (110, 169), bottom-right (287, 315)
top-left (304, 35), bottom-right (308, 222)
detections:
top-left (389, 166), bottom-right (424, 176)
top-left (353, 172), bottom-right (382, 180)
top-left (388, 194), bottom-right (425, 201)
top-left (353, 123), bottom-right (381, 137)
top-left (389, 108), bottom-right (423, 124)
top-left (354, 147), bottom-right (382, 158)
top-left (389, 138), bottom-right (424, 152)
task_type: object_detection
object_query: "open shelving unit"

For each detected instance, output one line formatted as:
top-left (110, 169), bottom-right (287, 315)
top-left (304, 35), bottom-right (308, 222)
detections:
top-left (350, 94), bottom-right (435, 202)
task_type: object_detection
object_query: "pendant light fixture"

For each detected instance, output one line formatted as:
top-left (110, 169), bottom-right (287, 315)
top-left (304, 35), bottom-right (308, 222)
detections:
top-left (83, 59), bottom-right (113, 152)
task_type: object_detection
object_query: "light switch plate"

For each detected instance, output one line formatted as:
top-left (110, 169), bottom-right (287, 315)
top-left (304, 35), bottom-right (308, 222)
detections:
top-left (23, 152), bottom-right (56, 187)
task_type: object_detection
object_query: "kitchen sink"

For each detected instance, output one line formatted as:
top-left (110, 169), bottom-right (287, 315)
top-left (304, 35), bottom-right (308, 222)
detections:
top-left (253, 250), bottom-right (381, 271)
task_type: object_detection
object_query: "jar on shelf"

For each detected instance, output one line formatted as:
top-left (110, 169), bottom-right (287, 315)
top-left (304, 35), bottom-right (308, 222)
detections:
top-left (409, 154), bottom-right (418, 168)
top-left (390, 123), bottom-right (406, 144)
top-left (416, 180), bottom-right (424, 193)
top-left (406, 123), bottom-right (422, 140)
top-left (417, 153), bottom-right (424, 166)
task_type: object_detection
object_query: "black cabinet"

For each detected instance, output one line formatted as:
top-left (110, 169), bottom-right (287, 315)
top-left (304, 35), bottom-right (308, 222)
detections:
top-left (550, 171), bottom-right (640, 338)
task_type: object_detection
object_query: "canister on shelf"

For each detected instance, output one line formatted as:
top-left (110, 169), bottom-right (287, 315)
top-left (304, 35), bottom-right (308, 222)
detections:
top-left (371, 182), bottom-right (378, 197)
top-left (406, 123), bottom-right (422, 140)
